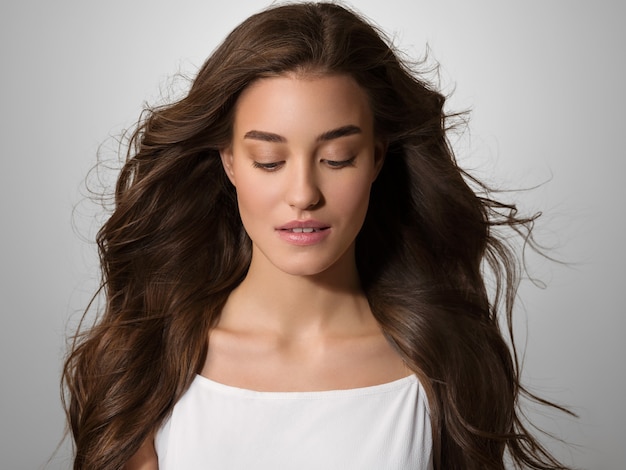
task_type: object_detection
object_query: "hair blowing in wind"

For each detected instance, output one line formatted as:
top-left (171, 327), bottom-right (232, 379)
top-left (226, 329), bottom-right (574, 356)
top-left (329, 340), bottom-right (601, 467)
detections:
top-left (63, 3), bottom-right (573, 469)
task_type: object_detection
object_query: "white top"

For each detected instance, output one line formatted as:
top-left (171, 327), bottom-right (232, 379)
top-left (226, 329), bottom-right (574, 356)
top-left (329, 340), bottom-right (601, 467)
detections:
top-left (155, 374), bottom-right (433, 469)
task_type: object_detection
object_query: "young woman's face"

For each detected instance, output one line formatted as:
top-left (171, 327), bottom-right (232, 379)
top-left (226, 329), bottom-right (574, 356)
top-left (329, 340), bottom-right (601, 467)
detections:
top-left (220, 73), bottom-right (384, 278)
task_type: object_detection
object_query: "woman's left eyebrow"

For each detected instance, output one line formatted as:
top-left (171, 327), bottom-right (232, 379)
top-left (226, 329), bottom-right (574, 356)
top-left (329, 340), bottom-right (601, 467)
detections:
top-left (316, 125), bottom-right (362, 142)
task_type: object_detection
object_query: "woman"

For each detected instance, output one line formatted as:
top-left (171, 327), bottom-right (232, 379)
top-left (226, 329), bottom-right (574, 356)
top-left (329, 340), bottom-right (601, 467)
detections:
top-left (63, 2), bottom-right (571, 469)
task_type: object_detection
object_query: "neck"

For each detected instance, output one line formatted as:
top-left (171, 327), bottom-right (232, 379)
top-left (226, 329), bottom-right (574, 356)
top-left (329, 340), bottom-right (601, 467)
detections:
top-left (218, 246), bottom-right (376, 338)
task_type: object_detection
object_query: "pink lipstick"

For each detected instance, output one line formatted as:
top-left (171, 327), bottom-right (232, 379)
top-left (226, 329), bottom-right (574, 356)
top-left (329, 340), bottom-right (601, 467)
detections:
top-left (276, 220), bottom-right (331, 246)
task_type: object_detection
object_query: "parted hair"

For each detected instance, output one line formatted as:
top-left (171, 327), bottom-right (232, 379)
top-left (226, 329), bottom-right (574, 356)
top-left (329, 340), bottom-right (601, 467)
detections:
top-left (63, 2), bottom-right (571, 469)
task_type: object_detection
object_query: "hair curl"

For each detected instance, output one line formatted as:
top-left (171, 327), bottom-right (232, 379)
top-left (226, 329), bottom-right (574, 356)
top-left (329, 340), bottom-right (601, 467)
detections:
top-left (63, 3), bottom-right (572, 469)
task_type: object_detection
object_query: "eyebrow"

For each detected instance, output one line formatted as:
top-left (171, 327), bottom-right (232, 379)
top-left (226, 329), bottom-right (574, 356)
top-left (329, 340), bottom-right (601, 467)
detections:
top-left (243, 130), bottom-right (286, 143)
top-left (243, 125), bottom-right (362, 143)
top-left (316, 125), bottom-right (362, 142)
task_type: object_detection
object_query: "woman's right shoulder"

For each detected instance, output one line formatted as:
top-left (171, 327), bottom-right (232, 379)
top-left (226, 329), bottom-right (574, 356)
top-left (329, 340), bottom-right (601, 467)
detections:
top-left (125, 434), bottom-right (158, 470)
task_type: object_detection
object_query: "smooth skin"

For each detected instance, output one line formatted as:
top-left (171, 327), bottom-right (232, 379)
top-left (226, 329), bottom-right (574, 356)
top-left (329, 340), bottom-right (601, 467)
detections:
top-left (126, 73), bottom-right (409, 469)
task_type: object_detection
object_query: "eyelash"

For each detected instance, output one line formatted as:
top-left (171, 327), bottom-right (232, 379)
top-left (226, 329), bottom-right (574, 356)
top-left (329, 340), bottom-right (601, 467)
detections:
top-left (324, 156), bottom-right (356, 168)
top-left (252, 157), bottom-right (356, 172)
top-left (252, 161), bottom-right (282, 171)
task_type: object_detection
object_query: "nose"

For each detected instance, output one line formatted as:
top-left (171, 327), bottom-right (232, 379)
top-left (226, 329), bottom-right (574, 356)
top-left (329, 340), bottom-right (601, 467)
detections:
top-left (285, 160), bottom-right (322, 210)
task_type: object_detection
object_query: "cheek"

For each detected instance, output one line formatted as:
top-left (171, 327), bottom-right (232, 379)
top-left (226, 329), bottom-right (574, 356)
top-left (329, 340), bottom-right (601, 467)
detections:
top-left (233, 173), bottom-right (280, 224)
top-left (327, 176), bottom-right (373, 222)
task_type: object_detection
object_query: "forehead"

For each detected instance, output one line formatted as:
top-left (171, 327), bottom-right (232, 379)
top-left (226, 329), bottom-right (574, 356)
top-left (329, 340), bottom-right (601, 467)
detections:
top-left (232, 74), bottom-right (374, 138)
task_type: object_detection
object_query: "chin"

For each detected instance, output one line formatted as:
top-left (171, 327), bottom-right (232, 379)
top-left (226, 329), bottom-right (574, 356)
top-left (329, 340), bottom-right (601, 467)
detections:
top-left (251, 240), bottom-right (356, 279)
top-left (271, 260), bottom-right (335, 278)
top-left (270, 249), bottom-right (356, 279)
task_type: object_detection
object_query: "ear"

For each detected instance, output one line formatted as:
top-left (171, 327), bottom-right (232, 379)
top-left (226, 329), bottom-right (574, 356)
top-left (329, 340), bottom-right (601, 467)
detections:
top-left (372, 139), bottom-right (387, 181)
top-left (219, 147), bottom-right (236, 186)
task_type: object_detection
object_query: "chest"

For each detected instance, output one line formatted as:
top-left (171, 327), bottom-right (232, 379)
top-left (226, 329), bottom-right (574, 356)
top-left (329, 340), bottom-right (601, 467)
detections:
top-left (201, 329), bottom-right (410, 392)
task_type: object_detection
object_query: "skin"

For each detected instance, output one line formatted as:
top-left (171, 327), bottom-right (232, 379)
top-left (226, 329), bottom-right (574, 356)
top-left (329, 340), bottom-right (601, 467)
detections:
top-left (126, 73), bottom-right (408, 468)
top-left (125, 438), bottom-right (158, 470)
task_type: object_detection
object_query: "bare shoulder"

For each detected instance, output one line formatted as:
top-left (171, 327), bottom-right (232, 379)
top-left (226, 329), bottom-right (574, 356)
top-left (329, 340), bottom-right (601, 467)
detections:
top-left (336, 329), bottom-right (411, 384)
top-left (125, 435), bottom-right (158, 470)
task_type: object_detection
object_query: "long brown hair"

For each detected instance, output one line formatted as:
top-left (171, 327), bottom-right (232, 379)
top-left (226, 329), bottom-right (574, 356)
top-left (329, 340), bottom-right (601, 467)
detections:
top-left (63, 2), bottom-right (572, 469)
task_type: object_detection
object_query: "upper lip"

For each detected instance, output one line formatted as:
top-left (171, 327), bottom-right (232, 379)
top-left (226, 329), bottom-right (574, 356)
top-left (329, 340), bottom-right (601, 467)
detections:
top-left (276, 219), bottom-right (330, 230)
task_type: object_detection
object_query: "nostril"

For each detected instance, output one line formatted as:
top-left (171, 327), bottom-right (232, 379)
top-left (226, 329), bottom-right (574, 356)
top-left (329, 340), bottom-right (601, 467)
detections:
top-left (286, 185), bottom-right (322, 209)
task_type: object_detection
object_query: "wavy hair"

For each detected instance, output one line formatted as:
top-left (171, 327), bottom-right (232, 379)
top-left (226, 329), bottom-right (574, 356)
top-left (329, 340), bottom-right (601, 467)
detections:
top-left (63, 2), bottom-right (572, 469)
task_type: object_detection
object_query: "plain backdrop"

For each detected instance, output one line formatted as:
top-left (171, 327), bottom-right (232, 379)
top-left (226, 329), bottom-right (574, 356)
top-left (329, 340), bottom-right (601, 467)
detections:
top-left (1, 1), bottom-right (624, 469)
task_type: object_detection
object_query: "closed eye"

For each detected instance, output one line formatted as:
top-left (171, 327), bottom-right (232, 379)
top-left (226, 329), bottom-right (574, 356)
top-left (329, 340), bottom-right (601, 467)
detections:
top-left (324, 156), bottom-right (356, 169)
top-left (252, 161), bottom-right (284, 171)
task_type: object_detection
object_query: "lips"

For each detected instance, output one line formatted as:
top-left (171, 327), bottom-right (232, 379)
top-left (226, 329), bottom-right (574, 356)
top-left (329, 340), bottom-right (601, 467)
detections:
top-left (276, 220), bottom-right (331, 245)
top-left (276, 220), bottom-right (330, 231)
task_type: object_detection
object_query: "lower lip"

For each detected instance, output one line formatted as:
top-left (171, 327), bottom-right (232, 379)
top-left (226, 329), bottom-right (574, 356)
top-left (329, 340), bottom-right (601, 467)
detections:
top-left (276, 229), bottom-right (331, 246)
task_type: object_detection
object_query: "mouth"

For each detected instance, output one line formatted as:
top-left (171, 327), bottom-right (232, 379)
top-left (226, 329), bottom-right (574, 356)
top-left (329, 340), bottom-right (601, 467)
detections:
top-left (275, 220), bottom-right (331, 245)
top-left (280, 227), bottom-right (329, 233)
top-left (276, 220), bottom-right (330, 232)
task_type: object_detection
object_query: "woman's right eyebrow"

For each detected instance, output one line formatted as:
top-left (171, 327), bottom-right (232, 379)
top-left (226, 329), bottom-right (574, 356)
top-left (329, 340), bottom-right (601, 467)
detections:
top-left (243, 130), bottom-right (286, 143)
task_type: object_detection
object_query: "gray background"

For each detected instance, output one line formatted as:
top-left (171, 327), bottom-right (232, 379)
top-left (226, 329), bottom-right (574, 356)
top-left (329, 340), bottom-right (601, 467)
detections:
top-left (1, 1), bottom-right (624, 468)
